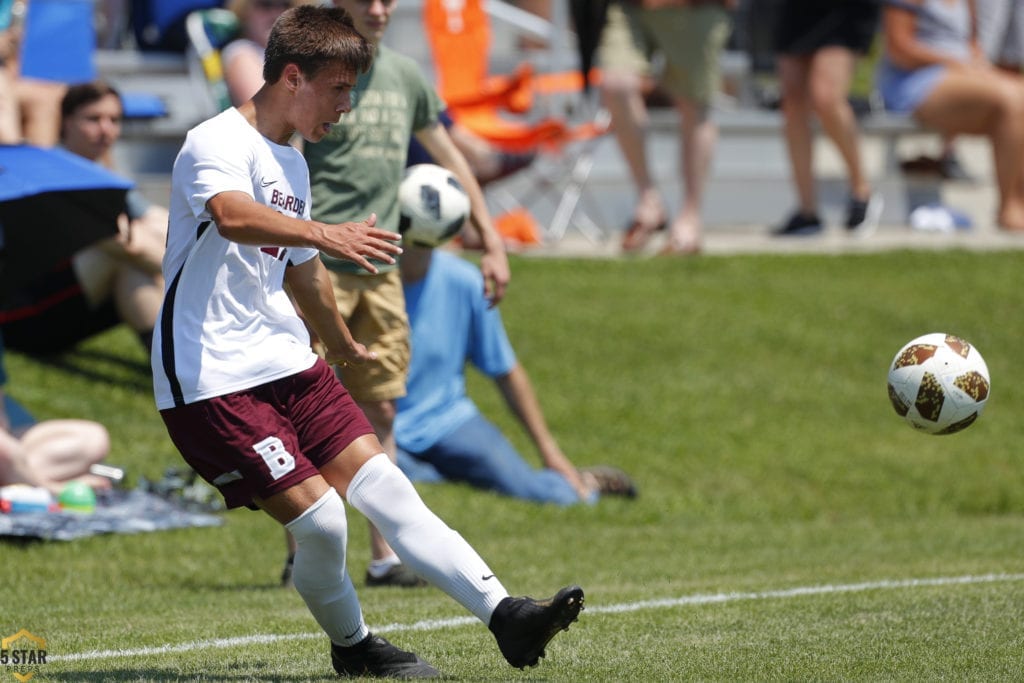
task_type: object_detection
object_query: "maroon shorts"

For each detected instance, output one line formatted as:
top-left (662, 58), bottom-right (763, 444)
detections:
top-left (160, 358), bottom-right (374, 509)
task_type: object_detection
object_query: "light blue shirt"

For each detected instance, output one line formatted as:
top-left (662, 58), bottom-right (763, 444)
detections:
top-left (394, 251), bottom-right (516, 452)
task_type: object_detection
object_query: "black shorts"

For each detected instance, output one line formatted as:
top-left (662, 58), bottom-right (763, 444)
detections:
top-left (0, 261), bottom-right (120, 354)
top-left (774, 0), bottom-right (881, 56)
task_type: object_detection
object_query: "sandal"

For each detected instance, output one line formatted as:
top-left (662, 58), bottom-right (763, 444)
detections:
top-left (621, 218), bottom-right (667, 252)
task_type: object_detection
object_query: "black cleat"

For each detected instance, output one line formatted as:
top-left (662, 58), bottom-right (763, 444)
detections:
top-left (365, 563), bottom-right (428, 588)
top-left (331, 633), bottom-right (440, 679)
top-left (488, 585), bottom-right (585, 669)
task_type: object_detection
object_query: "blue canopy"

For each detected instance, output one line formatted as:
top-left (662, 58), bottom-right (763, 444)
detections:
top-left (0, 146), bottom-right (135, 296)
top-left (0, 145), bottom-right (133, 202)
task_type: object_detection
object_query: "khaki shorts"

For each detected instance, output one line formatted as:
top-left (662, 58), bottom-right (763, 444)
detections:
top-left (599, 3), bottom-right (733, 104)
top-left (598, 3), bottom-right (655, 80)
top-left (325, 269), bottom-right (409, 403)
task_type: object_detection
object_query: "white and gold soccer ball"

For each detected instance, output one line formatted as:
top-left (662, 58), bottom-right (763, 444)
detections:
top-left (397, 163), bottom-right (470, 248)
top-left (887, 333), bottom-right (991, 435)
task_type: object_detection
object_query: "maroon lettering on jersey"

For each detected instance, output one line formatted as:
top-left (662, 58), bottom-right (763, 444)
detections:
top-left (260, 246), bottom-right (287, 260)
top-left (269, 189), bottom-right (307, 217)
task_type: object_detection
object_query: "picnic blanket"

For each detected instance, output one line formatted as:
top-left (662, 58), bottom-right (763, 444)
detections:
top-left (0, 487), bottom-right (223, 541)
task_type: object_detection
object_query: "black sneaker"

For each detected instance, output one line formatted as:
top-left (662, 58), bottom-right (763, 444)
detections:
top-left (845, 194), bottom-right (882, 236)
top-left (939, 153), bottom-right (976, 182)
top-left (365, 563), bottom-right (428, 588)
top-left (580, 465), bottom-right (638, 498)
top-left (489, 585), bottom-right (585, 669)
top-left (331, 633), bottom-right (440, 678)
top-left (772, 211), bottom-right (823, 236)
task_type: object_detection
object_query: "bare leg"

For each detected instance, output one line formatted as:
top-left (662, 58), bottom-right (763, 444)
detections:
top-left (664, 97), bottom-right (716, 253)
top-left (601, 68), bottom-right (667, 237)
top-left (807, 46), bottom-right (871, 201)
top-left (0, 68), bottom-right (21, 143)
top-left (113, 266), bottom-right (163, 333)
top-left (73, 209), bottom-right (166, 335)
top-left (914, 68), bottom-right (1024, 229)
top-left (15, 78), bottom-right (65, 146)
top-left (777, 54), bottom-right (818, 216)
top-left (0, 431), bottom-right (37, 487)
top-left (18, 420), bottom-right (111, 493)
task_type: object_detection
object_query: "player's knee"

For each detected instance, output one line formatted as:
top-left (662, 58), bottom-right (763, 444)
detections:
top-left (286, 488), bottom-right (349, 590)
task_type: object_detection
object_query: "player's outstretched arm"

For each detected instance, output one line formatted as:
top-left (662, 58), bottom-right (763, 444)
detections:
top-left (207, 192), bottom-right (402, 274)
top-left (285, 258), bottom-right (376, 367)
top-left (494, 363), bottom-right (589, 498)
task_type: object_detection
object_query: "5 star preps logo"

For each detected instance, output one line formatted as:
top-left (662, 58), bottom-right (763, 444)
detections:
top-left (1, 630), bottom-right (47, 682)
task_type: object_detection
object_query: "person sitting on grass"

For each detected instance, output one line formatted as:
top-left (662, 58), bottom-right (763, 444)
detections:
top-left (395, 244), bottom-right (637, 503)
top-left (0, 332), bottom-right (112, 494)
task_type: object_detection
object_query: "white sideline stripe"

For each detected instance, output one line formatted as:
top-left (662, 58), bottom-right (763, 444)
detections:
top-left (54, 572), bottom-right (1024, 663)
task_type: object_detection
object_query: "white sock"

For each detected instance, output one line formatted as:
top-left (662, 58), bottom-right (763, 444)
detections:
top-left (285, 488), bottom-right (368, 646)
top-left (347, 453), bottom-right (509, 623)
top-left (367, 554), bottom-right (401, 578)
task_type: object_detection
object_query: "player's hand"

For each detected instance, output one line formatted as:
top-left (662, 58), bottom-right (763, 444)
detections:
top-left (317, 213), bottom-right (402, 274)
top-left (324, 342), bottom-right (378, 368)
top-left (479, 247), bottom-right (510, 307)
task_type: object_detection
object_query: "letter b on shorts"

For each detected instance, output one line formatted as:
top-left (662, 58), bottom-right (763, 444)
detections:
top-left (253, 436), bottom-right (296, 480)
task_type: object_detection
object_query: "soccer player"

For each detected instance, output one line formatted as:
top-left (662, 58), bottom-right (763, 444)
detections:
top-left (151, 6), bottom-right (582, 677)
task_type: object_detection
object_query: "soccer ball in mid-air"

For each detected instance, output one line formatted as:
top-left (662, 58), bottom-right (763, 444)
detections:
top-left (397, 163), bottom-right (470, 247)
top-left (887, 333), bottom-right (991, 435)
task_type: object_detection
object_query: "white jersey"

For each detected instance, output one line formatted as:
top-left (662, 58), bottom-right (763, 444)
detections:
top-left (152, 108), bottom-right (321, 409)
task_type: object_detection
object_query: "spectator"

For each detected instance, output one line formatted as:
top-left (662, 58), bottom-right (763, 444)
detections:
top-left (0, 0), bottom-right (65, 146)
top-left (975, 0), bottom-right (1023, 74)
top-left (222, 0), bottom-right (307, 107)
top-left (300, 0), bottom-right (510, 589)
top-left (878, 0), bottom-right (1024, 231)
top-left (894, 0), bottom-right (1022, 184)
top-left (395, 245), bottom-right (637, 504)
top-left (152, 6), bottom-right (582, 676)
top-left (771, 0), bottom-right (883, 237)
top-left (599, 0), bottom-right (736, 256)
top-left (0, 81), bottom-right (166, 354)
top-left (0, 332), bottom-right (111, 494)
top-left (16, 0), bottom-right (102, 146)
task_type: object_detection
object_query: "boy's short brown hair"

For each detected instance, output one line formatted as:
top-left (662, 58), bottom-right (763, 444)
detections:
top-left (263, 5), bottom-right (374, 84)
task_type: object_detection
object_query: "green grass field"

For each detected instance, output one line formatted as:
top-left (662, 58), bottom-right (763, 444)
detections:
top-left (4, 249), bottom-right (1024, 681)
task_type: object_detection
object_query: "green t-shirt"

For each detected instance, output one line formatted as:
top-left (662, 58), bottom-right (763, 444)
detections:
top-left (304, 45), bottom-right (444, 274)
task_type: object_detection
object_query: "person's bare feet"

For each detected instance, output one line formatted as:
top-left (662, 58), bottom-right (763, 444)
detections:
top-left (659, 215), bottom-right (701, 256)
top-left (997, 202), bottom-right (1024, 232)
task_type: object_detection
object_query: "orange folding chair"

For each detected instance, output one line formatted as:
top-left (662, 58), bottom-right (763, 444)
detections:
top-left (422, 0), bottom-right (611, 243)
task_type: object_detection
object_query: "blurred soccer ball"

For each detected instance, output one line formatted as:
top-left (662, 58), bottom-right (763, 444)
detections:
top-left (398, 164), bottom-right (470, 247)
top-left (887, 333), bottom-right (990, 435)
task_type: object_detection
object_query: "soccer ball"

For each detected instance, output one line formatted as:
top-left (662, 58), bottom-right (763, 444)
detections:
top-left (397, 164), bottom-right (470, 247)
top-left (886, 333), bottom-right (991, 435)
